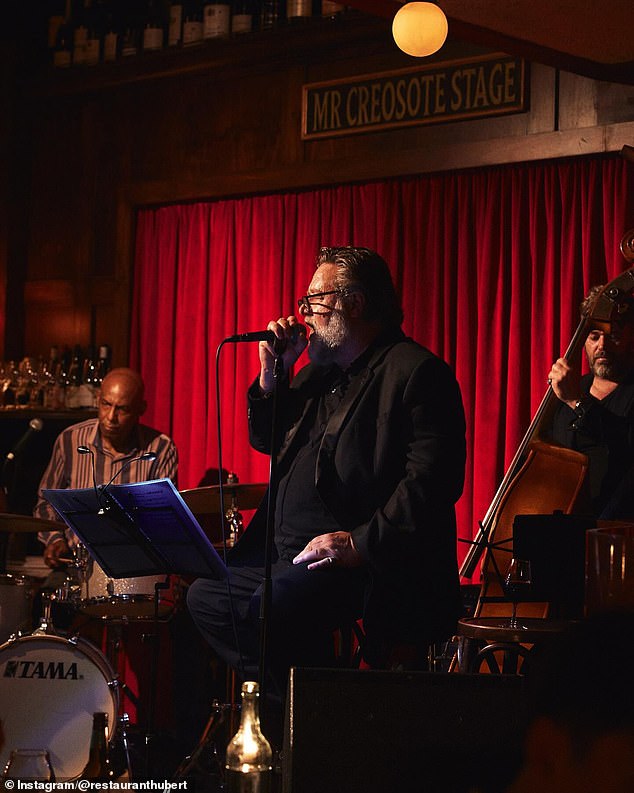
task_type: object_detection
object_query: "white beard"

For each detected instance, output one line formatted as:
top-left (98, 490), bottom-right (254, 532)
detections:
top-left (307, 310), bottom-right (349, 366)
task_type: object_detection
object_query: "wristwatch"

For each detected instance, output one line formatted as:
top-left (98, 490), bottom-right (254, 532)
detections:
top-left (569, 396), bottom-right (595, 429)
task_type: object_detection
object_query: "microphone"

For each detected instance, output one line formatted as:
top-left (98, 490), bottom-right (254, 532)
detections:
top-left (6, 418), bottom-right (44, 462)
top-left (225, 330), bottom-right (277, 343)
top-left (77, 445), bottom-right (104, 513)
top-left (99, 452), bottom-right (157, 513)
top-left (78, 446), bottom-right (156, 515)
top-left (225, 325), bottom-right (306, 348)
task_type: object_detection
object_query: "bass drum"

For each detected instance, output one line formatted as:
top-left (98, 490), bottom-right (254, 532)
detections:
top-left (0, 634), bottom-right (118, 781)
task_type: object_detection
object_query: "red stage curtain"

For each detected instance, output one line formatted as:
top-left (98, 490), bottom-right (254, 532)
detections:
top-left (130, 154), bottom-right (633, 575)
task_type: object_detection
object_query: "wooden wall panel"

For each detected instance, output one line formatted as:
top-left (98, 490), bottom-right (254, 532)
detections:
top-left (2, 16), bottom-right (633, 364)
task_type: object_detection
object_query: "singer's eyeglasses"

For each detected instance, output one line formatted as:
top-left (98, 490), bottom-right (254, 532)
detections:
top-left (297, 290), bottom-right (343, 313)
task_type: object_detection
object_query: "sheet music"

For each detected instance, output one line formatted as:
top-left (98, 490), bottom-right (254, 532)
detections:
top-left (43, 478), bottom-right (227, 580)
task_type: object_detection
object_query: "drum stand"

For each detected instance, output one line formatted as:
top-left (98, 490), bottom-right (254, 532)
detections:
top-left (33, 589), bottom-right (60, 635)
top-left (172, 698), bottom-right (240, 784)
top-left (105, 622), bottom-right (141, 710)
top-left (102, 579), bottom-right (170, 781)
top-left (143, 577), bottom-right (171, 779)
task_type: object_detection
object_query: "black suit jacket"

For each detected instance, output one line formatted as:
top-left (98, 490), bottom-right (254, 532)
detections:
top-left (236, 328), bottom-right (467, 657)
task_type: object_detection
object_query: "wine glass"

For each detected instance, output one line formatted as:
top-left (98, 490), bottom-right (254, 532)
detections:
top-left (2, 749), bottom-right (56, 782)
top-left (504, 558), bottom-right (532, 628)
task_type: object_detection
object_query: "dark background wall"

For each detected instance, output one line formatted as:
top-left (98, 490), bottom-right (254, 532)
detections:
top-left (1, 8), bottom-right (633, 366)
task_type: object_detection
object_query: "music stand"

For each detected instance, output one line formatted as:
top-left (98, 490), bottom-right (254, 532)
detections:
top-left (43, 478), bottom-right (227, 778)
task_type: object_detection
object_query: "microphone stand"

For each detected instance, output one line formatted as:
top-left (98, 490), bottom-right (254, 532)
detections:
top-left (258, 352), bottom-right (285, 708)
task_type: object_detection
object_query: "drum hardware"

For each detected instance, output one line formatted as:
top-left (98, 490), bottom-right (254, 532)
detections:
top-left (142, 576), bottom-right (172, 779)
top-left (0, 513), bottom-right (65, 534)
top-left (180, 480), bottom-right (266, 550)
top-left (103, 620), bottom-right (142, 712)
top-left (114, 713), bottom-right (134, 781)
top-left (55, 576), bottom-right (82, 605)
top-left (172, 699), bottom-right (240, 784)
top-left (224, 472), bottom-right (244, 547)
top-left (224, 503), bottom-right (244, 548)
top-left (86, 578), bottom-right (170, 780)
top-left (0, 573), bottom-right (33, 643)
top-left (180, 483), bottom-right (267, 516)
top-left (32, 589), bottom-right (62, 635)
top-left (78, 558), bottom-right (175, 622)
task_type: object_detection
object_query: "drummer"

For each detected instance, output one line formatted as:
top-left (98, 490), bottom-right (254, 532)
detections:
top-left (34, 367), bottom-right (178, 565)
top-left (31, 367), bottom-right (206, 770)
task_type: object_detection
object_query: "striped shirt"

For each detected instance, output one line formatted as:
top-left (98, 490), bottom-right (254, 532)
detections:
top-left (34, 418), bottom-right (178, 548)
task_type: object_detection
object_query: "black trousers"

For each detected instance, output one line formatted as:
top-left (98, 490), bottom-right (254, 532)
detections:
top-left (187, 558), bottom-right (367, 742)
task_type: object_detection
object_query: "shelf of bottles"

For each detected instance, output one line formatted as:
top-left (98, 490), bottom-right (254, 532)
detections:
top-left (0, 345), bottom-right (111, 411)
top-left (47, 0), bottom-right (349, 70)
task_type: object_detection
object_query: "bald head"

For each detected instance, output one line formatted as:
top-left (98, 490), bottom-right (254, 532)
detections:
top-left (98, 368), bottom-right (147, 452)
top-left (101, 368), bottom-right (145, 400)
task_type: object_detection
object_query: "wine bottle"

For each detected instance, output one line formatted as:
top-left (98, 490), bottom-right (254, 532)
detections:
top-left (42, 346), bottom-right (58, 408)
top-left (96, 344), bottom-right (111, 383)
top-left (286, 0), bottom-right (312, 24)
top-left (102, 0), bottom-right (120, 62)
top-left (260, 0), bottom-right (284, 30)
top-left (168, 1), bottom-right (184, 46)
top-left (55, 346), bottom-right (71, 407)
top-left (46, 346), bottom-right (60, 377)
top-left (121, 2), bottom-right (142, 57)
top-left (231, 0), bottom-right (255, 34)
top-left (65, 344), bottom-right (83, 408)
top-left (53, 0), bottom-right (73, 67)
top-left (143, 0), bottom-right (166, 51)
top-left (80, 712), bottom-right (113, 781)
top-left (84, 0), bottom-right (103, 66)
top-left (203, 0), bottom-right (231, 39)
top-left (225, 681), bottom-right (273, 793)
top-left (321, 0), bottom-right (344, 17)
top-left (183, 0), bottom-right (203, 46)
top-left (72, 0), bottom-right (89, 65)
top-left (47, 0), bottom-right (66, 52)
top-left (80, 345), bottom-right (99, 407)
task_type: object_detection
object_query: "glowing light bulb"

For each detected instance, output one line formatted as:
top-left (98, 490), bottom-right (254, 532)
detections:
top-left (392, 2), bottom-right (448, 57)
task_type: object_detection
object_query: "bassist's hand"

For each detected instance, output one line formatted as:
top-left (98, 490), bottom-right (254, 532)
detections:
top-left (548, 357), bottom-right (582, 409)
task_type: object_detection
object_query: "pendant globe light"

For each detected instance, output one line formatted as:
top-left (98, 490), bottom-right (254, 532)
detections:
top-left (392, 2), bottom-right (449, 57)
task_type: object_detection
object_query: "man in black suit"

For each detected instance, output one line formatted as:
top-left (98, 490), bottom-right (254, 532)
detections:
top-left (188, 246), bottom-right (466, 711)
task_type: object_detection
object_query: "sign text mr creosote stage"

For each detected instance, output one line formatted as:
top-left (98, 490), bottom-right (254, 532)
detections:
top-left (302, 54), bottom-right (527, 140)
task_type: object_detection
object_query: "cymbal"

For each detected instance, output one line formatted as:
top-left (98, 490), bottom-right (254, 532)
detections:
top-left (0, 513), bottom-right (63, 533)
top-left (180, 483), bottom-right (267, 514)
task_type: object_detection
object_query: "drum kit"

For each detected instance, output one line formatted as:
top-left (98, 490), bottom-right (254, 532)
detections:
top-left (0, 481), bottom-right (266, 782)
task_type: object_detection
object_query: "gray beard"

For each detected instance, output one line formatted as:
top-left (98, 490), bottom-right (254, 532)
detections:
top-left (307, 311), bottom-right (348, 366)
top-left (592, 361), bottom-right (616, 380)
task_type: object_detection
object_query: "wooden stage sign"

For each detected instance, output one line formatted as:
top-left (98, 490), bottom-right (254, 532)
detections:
top-left (302, 53), bottom-right (528, 140)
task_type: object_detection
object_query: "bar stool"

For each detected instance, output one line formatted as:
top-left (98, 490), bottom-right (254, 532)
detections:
top-left (456, 616), bottom-right (574, 674)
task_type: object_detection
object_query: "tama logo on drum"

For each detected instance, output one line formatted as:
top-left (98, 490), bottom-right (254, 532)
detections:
top-left (3, 659), bottom-right (81, 679)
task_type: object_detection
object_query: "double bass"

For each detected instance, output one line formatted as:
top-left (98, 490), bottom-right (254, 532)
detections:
top-left (462, 229), bottom-right (634, 620)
